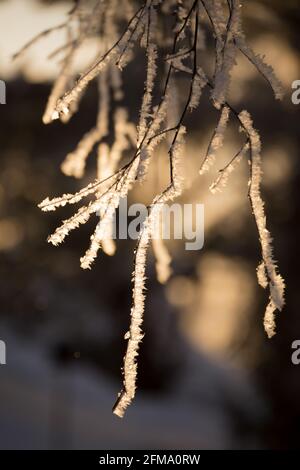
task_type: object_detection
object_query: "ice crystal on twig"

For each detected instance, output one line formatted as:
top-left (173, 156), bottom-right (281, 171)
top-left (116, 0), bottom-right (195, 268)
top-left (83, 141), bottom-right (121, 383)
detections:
top-left (239, 110), bottom-right (285, 338)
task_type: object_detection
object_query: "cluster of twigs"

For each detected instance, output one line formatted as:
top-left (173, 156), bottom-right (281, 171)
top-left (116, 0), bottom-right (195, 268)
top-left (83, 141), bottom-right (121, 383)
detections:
top-left (15, 0), bottom-right (285, 417)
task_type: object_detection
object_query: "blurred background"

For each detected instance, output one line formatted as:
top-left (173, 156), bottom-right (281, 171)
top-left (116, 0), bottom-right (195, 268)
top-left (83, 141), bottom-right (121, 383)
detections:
top-left (0, 0), bottom-right (299, 450)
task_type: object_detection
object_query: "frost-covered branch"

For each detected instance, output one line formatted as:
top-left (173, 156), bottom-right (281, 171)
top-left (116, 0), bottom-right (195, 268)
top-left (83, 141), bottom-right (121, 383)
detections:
top-left (25, 0), bottom-right (286, 417)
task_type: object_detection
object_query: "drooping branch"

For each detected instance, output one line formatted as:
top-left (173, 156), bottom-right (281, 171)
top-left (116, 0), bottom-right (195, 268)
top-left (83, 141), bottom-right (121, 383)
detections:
top-left (27, 0), bottom-right (286, 418)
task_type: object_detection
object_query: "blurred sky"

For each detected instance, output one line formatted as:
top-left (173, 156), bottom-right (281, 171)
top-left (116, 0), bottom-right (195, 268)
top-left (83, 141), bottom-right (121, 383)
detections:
top-left (0, 0), bottom-right (100, 82)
